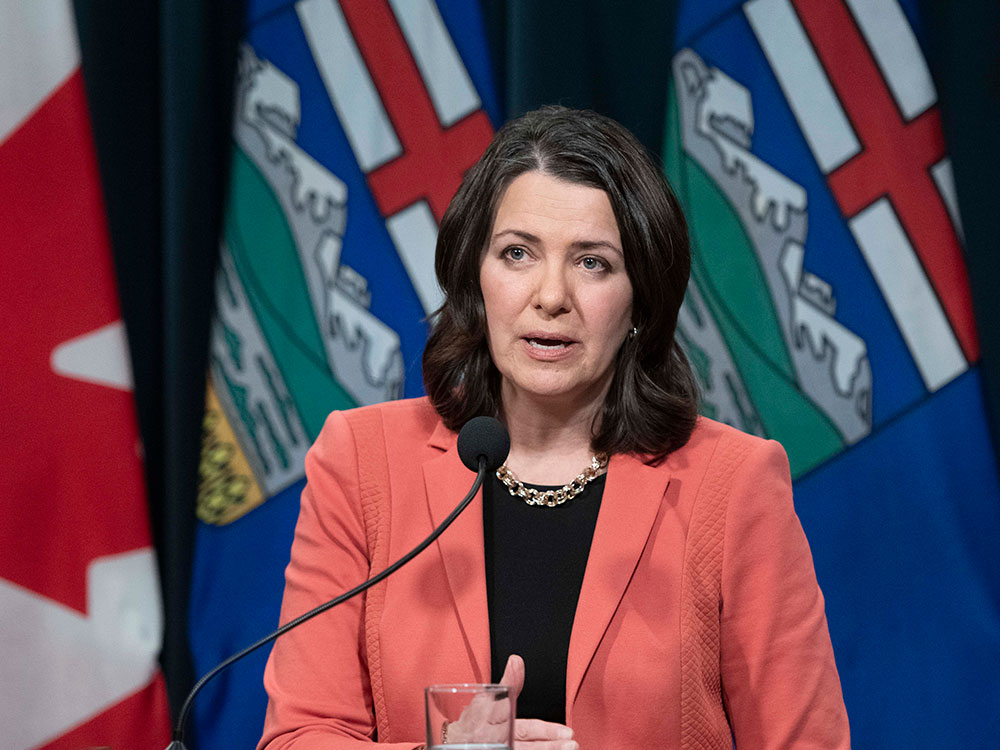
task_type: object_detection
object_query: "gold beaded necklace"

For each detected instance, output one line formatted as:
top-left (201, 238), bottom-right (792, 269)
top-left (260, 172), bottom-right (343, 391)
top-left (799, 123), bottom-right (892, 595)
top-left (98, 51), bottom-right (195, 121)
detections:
top-left (495, 453), bottom-right (609, 507)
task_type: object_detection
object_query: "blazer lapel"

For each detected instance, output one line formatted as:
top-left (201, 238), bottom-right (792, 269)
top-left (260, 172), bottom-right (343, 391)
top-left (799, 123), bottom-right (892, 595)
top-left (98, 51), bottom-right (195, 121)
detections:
top-left (422, 424), bottom-right (491, 683)
top-left (565, 453), bottom-right (669, 721)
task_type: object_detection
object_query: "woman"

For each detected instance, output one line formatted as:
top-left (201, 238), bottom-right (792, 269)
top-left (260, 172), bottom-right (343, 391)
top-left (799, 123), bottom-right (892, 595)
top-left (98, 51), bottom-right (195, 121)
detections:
top-left (259, 107), bottom-right (850, 749)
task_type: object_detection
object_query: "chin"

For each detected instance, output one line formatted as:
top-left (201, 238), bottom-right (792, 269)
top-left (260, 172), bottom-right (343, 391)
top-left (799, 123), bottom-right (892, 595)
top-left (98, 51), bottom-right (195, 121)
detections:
top-left (508, 375), bottom-right (589, 401)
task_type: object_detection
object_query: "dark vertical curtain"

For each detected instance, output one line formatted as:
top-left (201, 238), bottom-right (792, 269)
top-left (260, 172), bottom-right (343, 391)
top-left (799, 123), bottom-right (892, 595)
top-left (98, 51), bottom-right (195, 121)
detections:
top-left (482, 0), bottom-right (679, 156)
top-left (921, 0), bottom-right (1000, 449)
top-left (72, 0), bottom-right (244, 719)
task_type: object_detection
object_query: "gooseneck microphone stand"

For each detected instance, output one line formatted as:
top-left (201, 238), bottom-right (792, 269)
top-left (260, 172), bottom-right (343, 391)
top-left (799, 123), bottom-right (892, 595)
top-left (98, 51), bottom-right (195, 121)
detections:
top-left (166, 416), bottom-right (509, 750)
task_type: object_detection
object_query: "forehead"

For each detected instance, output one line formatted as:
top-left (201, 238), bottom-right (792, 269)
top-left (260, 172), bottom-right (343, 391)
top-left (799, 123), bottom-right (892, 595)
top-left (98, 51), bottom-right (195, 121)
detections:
top-left (491, 171), bottom-right (620, 241)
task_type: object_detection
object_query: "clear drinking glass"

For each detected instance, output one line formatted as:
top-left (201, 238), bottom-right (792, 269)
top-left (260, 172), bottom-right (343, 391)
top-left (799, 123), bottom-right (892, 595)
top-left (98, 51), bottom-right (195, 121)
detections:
top-left (424, 683), bottom-right (513, 749)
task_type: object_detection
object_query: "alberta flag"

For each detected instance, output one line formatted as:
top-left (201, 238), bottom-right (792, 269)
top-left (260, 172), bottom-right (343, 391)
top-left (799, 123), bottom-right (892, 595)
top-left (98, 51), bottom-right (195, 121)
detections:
top-left (665, 0), bottom-right (1000, 746)
top-left (189, 1), bottom-right (500, 746)
top-left (0, 1), bottom-right (170, 747)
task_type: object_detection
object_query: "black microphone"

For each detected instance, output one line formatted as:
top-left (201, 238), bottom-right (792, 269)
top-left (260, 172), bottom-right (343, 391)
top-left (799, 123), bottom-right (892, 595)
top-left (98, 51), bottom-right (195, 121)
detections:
top-left (166, 416), bottom-right (509, 750)
top-left (457, 415), bottom-right (511, 473)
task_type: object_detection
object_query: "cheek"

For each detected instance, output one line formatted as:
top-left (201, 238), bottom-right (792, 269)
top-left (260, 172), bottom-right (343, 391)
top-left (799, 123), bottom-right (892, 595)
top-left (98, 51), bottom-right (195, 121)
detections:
top-left (479, 265), bottom-right (514, 347)
top-left (480, 272), bottom-right (501, 327)
top-left (480, 264), bottom-right (531, 331)
top-left (583, 287), bottom-right (634, 339)
top-left (611, 281), bottom-right (635, 333)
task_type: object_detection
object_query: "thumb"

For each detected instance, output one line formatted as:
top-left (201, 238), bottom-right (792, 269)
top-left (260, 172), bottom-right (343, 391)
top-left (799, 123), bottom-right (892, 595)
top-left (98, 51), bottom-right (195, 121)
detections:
top-left (498, 654), bottom-right (524, 701)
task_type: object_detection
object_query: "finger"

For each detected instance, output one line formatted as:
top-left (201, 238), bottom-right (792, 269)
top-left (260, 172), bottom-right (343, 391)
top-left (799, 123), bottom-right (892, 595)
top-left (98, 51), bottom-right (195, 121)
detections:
top-left (499, 653), bottom-right (525, 700)
top-left (514, 718), bottom-right (574, 742)
top-left (459, 690), bottom-right (495, 726)
top-left (482, 691), bottom-right (515, 730)
top-left (452, 684), bottom-right (516, 741)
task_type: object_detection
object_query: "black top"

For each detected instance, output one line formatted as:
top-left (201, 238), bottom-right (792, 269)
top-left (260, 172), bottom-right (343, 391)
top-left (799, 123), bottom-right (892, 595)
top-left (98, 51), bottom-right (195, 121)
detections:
top-left (483, 472), bottom-right (605, 724)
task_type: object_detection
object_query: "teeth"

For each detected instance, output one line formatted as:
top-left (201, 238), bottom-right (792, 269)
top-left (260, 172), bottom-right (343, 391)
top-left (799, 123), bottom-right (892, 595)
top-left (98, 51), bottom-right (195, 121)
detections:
top-left (528, 339), bottom-right (567, 350)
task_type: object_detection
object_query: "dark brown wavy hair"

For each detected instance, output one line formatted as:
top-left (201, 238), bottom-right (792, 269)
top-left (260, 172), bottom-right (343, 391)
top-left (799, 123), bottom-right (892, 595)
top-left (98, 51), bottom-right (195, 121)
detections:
top-left (422, 106), bottom-right (698, 461)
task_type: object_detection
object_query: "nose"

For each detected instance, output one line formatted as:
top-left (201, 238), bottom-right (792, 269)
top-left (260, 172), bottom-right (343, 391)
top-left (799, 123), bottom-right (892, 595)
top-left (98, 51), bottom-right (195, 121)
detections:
top-left (533, 260), bottom-right (571, 316)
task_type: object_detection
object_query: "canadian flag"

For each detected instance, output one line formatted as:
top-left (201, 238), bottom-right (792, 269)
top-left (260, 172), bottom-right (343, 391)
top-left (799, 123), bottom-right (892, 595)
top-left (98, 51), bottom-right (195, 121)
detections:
top-left (0, 2), bottom-right (171, 748)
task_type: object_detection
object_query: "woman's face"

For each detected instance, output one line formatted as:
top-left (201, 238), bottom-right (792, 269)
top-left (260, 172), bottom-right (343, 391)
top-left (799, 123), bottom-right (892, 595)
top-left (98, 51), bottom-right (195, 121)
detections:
top-left (479, 170), bottom-right (634, 411)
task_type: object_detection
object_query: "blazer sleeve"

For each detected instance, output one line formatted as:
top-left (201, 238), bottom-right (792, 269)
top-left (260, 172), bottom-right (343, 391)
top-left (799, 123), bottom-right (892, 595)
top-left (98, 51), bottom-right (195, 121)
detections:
top-left (258, 411), bottom-right (423, 750)
top-left (719, 439), bottom-right (851, 749)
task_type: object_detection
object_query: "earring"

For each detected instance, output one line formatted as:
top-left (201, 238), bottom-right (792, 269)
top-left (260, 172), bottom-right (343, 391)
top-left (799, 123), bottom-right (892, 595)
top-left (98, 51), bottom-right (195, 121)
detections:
top-left (628, 326), bottom-right (638, 339)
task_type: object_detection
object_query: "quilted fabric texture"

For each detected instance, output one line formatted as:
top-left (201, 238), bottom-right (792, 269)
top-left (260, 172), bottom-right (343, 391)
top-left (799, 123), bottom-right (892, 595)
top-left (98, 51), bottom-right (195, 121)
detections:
top-left (350, 409), bottom-right (393, 742)
top-left (680, 433), bottom-right (751, 750)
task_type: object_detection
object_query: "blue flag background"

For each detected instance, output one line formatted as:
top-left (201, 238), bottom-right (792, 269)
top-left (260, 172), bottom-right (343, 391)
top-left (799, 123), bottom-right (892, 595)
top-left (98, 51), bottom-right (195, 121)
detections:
top-left (666, 0), bottom-right (1000, 746)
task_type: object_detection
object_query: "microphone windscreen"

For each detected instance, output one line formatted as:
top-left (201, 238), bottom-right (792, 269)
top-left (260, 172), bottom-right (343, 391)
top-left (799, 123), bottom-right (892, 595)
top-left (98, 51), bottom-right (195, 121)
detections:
top-left (457, 416), bottom-right (510, 473)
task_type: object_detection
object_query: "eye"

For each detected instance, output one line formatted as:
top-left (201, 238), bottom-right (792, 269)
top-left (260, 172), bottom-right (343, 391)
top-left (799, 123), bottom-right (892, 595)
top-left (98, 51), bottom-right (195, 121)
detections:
top-left (503, 246), bottom-right (527, 262)
top-left (580, 256), bottom-right (607, 271)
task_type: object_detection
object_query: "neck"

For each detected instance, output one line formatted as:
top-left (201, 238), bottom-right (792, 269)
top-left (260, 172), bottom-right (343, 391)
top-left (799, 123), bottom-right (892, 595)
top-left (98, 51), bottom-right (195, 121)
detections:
top-left (499, 385), bottom-right (606, 485)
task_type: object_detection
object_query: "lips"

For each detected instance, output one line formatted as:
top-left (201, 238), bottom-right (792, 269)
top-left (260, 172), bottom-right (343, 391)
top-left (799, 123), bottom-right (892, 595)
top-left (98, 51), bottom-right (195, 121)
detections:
top-left (524, 332), bottom-right (575, 347)
top-left (522, 333), bottom-right (578, 358)
top-left (528, 339), bottom-right (568, 350)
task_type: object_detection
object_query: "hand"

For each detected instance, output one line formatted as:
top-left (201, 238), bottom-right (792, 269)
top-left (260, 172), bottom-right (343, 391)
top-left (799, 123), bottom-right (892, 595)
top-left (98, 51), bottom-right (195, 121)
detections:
top-left (499, 655), bottom-right (578, 750)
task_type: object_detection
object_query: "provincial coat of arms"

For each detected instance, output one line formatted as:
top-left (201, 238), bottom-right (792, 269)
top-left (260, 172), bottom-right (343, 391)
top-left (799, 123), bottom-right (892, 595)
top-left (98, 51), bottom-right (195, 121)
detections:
top-left (667, 47), bottom-right (872, 477)
top-left (198, 0), bottom-right (495, 523)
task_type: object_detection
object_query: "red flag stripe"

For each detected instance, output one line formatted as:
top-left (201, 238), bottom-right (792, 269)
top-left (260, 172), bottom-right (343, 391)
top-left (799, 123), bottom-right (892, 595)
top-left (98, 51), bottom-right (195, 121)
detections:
top-left (791, 0), bottom-right (979, 361)
top-left (338, 0), bottom-right (493, 221)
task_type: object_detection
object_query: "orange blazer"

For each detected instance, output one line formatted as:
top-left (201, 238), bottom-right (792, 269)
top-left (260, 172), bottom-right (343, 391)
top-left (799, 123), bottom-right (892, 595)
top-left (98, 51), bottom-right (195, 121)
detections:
top-left (259, 398), bottom-right (850, 749)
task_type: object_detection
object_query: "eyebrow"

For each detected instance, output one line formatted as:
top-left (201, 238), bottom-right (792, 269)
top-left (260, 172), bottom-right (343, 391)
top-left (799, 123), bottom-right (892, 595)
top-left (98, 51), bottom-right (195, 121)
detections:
top-left (491, 229), bottom-right (624, 257)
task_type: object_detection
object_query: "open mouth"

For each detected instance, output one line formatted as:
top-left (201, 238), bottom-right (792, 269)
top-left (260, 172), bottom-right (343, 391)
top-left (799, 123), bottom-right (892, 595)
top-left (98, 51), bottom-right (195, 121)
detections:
top-left (525, 336), bottom-right (573, 350)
